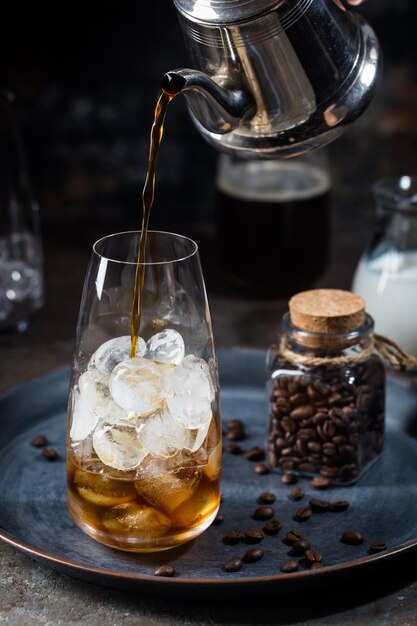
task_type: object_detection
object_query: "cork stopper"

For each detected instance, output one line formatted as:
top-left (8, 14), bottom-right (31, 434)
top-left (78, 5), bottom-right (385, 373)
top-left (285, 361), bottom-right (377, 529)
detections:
top-left (289, 290), bottom-right (366, 347)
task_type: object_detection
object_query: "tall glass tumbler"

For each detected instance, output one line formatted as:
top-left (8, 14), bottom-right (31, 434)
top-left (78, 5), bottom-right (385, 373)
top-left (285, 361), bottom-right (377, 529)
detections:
top-left (67, 231), bottom-right (222, 552)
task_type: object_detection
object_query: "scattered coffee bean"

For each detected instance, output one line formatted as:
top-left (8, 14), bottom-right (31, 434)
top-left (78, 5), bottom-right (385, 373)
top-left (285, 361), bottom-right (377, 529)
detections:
top-left (281, 472), bottom-right (297, 485)
top-left (212, 514), bottom-right (224, 526)
top-left (280, 560), bottom-right (299, 573)
top-left (258, 491), bottom-right (276, 505)
top-left (244, 447), bottom-right (265, 462)
top-left (225, 444), bottom-right (243, 455)
top-left (254, 463), bottom-right (270, 475)
top-left (292, 539), bottom-right (311, 555)
top-left (223, 558), bottom-right (244, 573)
top-left (227, 428), bottom-right (246, 442)
top-left (244, 529), bottom-right (264, 544)
top-left (294, 507), bottom-right (312, 522)
top-left (341, 530), bottom-right (364, 545)
top-left (291, 487), bottom-right (305, 501)
top-left (309, 498), bottom-right (331, 513)
top-left (154, 565), bottom-right (175, 577)
top-left (310, 476), bottom-right (330, 490)
top-left (243, 548), bottom-right (264, 564)
top-left (31, 434), bottom-right (48, 448)
top-left (310, 562), bottom-right (324, 570)
top-left (222, 529), bottom-right (243, 545)
top-left (42, 447), bottom-right (59, 461)
top-left (252, 506), bottom-right (275, 521)
top-left (330, 500), bottom-right (350, 512)
top-left (263, 520), bottom-right (282, 535)
top-left (305, 549), bottom-right (323, 564)
top-left (369, 541), bottom-right (387, 553)
top-left (285, 530), bottom-right (303, 545)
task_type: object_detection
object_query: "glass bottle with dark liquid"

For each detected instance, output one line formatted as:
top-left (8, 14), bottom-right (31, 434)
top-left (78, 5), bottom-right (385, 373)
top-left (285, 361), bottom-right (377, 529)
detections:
top-left (216, 152), bottom-right (332, 298)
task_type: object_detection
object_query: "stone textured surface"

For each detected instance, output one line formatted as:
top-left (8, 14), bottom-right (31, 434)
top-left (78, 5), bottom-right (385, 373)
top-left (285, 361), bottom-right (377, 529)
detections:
top-left (1, 540), bottom-right (417, 625)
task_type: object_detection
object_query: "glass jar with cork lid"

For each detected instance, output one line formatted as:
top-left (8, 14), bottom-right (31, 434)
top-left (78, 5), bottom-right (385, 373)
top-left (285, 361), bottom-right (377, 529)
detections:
top-left (267, 289), bottom-right (385, 484)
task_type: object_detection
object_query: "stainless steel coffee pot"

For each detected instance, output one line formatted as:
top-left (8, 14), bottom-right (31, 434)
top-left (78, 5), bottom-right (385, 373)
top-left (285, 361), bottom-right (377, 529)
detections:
top-left (166, 0), bottom-right (381, 158)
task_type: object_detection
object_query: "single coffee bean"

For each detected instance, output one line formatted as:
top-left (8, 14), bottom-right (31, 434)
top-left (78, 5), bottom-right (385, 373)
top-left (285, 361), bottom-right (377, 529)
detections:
top-left (227, 419), bottom-right (244, 430)
top-left (339, 464), bottom-right (359, 482)
top-left (307, 441), bottom-right (322, 454)
top-left (309, 498), bottom-right (331, 513)
top-left (320, 466), bottom-right (340, 479)
top-left (369, 542), bottom-right (387, 553)
top-left (258, 492), bottom-right (276, 505)
top-left (42, 447), bottom-right (59, 461)
top-left (281, 417), bottom-right (297, 433)
top-left (297, 428), bottom-right (316, 441)
top-left (244, 447), bottom-right (266, 462)
top-left (280, 560), bottom-right (299, 573)
top-left (328, 392), bottom-right (342, 406)
top-left (225, 444), bottom-right (243, 455)
top-left (330, 500), bottom-right (350, 512)
top-left (227, 428), bottom-right (246, 442)
top-left (322, 442), bottom-right (337, 456)
top-left (223, 529), bottom-right (243, 545)
top-left (292, 539), bottom-right (311, 555)
top-left (310, 476), bottom-right (330, 490)
top-left (312, 413), bottom-right (327, 426)
top-left (289, 393), bottom-right (309, 407)
top-left (253, 506), bottom-right (275, 521)
top-left (254, 463), bottom-right (270, 475)
top-left (290, 405), bottom-right (314, 420)
top-left (154, 565), bottom-right (175, 577)
top-left (243, 548), bottom-right (264, 563)
top-left (212, 514), bottom-right (224, 526)
top-left (291, 487), bottom-right (305, 501)
top-left (341, 530), bottom-right (364, 545)
top-left (281, 472), bottom-right (297, 485)
top-left (285, 530), bottom-right (303, 545)
top-left (244, 529), bottom-right (264, 544)
top-left (310, 562), bottom-right (324, 570)
top-left (223, 558), bottom-right (243, 573)
top-left (263, 520), bottom-right (282, 535)
top-left (305, 549), bottom-right (323, 564)
top-left (31, 434), bottom-right (48, 448)
top-left (280, 459), bottom-right (295, 471)
top-left (294, 507), bottom-right (312, 522)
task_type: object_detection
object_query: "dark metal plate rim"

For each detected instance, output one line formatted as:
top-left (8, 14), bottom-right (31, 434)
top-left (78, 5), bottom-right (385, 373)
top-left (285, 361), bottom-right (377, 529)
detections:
top-left (1, 524), bottom-right (416, 588)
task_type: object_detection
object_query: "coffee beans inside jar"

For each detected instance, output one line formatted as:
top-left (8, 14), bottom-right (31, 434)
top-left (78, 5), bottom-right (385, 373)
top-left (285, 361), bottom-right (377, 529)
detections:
top-left (267, 290), bottom-right (385, 484)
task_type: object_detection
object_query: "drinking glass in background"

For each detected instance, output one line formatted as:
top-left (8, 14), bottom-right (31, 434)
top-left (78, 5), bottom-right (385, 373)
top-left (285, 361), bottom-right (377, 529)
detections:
top-left (67, 231), bottom-right (222, 552)
top-left (0, 90), bottom-right (44, 332)
top-left (352, 176), bottom-right (417, 357)
top-left (215, 150), bottom-right (332, 298)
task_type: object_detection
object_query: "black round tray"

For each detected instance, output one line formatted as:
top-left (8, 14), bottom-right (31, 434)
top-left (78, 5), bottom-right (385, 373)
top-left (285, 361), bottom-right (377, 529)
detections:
top-left (1, 348), bottom-right (417, 598)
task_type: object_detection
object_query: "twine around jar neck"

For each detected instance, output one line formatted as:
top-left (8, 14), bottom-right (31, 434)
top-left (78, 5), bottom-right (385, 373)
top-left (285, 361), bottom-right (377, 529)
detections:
top-left (279, 334), bottom-right (417, 371)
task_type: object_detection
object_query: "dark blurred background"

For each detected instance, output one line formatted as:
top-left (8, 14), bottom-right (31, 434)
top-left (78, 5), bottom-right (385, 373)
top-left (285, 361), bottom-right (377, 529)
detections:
top-left (1, 1), bottom-right (416, 244)
top-left (0, 0), bottom-right (417, 373)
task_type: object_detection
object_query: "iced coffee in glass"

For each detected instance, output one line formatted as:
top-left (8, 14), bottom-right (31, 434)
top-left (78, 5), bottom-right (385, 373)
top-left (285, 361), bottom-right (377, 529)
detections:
top-left (66, 231), bottom-right (221, 551)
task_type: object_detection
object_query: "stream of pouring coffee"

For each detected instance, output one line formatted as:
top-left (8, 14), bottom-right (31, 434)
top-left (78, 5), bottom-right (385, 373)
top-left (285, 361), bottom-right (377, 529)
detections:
top-left (130, 74), bottom-right (186, 357)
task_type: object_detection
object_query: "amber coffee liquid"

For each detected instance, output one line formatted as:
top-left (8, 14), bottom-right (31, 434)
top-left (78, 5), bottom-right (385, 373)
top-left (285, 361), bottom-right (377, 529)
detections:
top-left (67, 447), bottom-right (221, 552)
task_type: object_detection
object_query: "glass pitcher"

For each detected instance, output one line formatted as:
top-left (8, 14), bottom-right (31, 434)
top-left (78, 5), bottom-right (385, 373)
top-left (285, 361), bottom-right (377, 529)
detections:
top-left (352, 176), bottom-right (417, 357)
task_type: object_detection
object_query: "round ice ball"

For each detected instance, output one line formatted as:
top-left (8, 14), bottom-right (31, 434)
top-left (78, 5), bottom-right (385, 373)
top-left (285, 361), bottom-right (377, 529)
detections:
top-left (109, 357), bottom-right (165, 416)
top-left (145, 328), bottom-right (185, 365)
